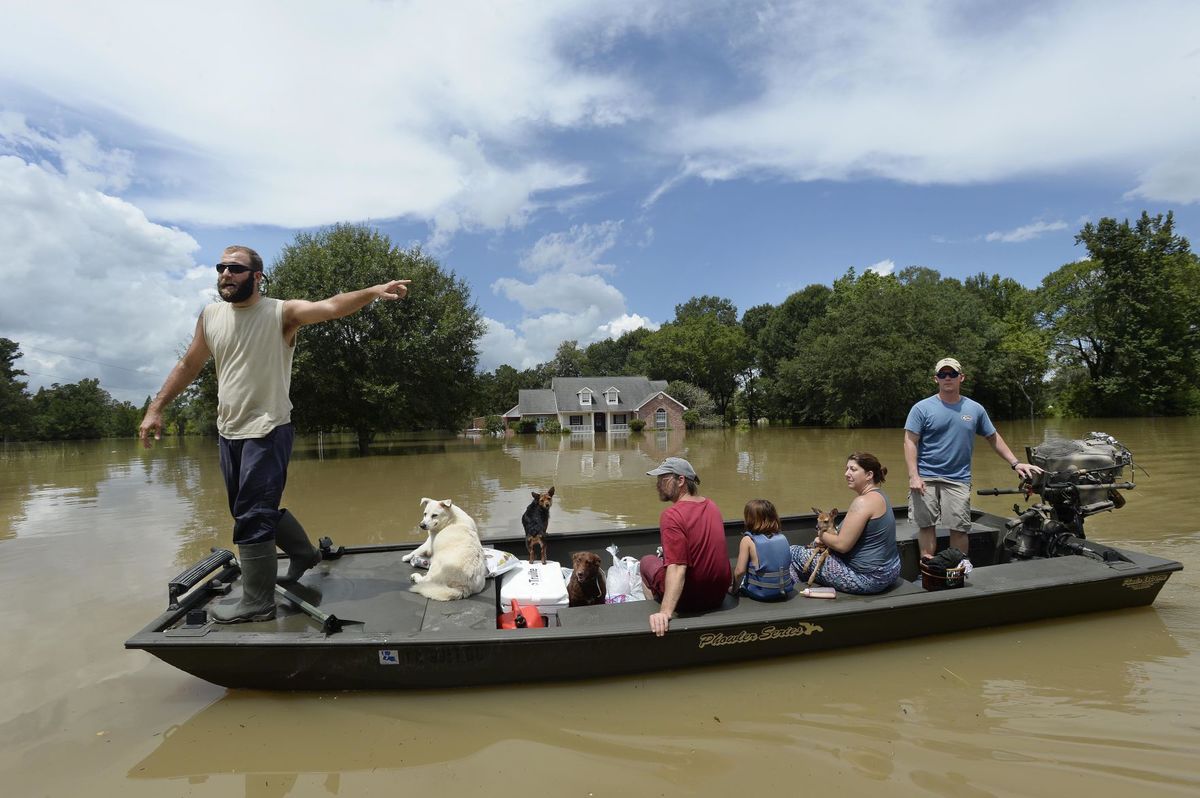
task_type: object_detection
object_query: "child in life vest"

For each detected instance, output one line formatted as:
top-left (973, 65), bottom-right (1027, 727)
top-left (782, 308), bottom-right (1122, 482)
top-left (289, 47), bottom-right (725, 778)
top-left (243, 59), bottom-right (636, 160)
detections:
top-left (730, 499), bottom-right (795, 600)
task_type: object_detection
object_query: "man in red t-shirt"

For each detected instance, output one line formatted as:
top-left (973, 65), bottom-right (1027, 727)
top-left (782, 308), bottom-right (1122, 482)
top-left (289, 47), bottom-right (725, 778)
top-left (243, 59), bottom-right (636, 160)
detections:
top-left (640, 457), bottom-right (732, 637)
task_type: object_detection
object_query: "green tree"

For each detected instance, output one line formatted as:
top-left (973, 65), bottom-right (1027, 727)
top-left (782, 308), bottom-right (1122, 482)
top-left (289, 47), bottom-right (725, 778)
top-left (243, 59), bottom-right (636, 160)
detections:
top-left (674, 295), bottom-right (739, 326)
top-left (1040, 212), bottom-right (1200, 415)
top-left (549, 340), bottom-right (585, 377)
top-left (766, 268), bottom-right (1043, 426)
top-left (739, 303), bottom-right (775, 349)
top-left (269, 223), bottom-right (485, 453)
top-left (755, 284), bottom-right (832, 374)
top-left (632, 315), bottom-right (750, 417)
top-left (580, 327), bottom-right (651, 375)
top-left (106, 399), bottom-right (143, 437)
top-left (30, 379), bottom-right (113, 440)
top-left (964, 274), bottom-right (1050, 420)
top-left (665, 380), bottom-right (716, 419)
top-left (472, 363), bottom-right (549, 418)
top-left (0, 338), bottom-right (32, 440)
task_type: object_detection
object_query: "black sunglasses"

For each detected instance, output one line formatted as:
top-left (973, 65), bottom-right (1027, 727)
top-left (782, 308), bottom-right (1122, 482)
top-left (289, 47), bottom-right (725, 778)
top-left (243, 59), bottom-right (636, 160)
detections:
top-left (935, 369), bottom-right (961, 379)
top-left (215, 262), bottom-right (256, 275)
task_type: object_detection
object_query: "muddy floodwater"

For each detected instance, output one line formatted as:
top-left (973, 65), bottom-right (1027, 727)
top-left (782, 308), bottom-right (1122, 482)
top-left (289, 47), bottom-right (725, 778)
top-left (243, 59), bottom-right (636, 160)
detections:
top-left (2, 419), bottom-right (1197, 797)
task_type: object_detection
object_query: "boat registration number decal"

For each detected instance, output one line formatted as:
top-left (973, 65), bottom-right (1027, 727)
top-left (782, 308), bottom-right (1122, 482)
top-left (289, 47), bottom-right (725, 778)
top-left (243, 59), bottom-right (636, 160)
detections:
top-left (698, 622), bottom-right (824, 649)
top-left (1121, 574), bottom-right (1169, 591)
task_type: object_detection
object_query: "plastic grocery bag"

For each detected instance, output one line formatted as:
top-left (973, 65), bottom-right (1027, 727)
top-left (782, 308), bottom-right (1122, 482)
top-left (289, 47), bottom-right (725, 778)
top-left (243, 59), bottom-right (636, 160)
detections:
top-left (483, 548), bottom-right (522, 578)
top-left (605, 544), bottom-right (645, 602)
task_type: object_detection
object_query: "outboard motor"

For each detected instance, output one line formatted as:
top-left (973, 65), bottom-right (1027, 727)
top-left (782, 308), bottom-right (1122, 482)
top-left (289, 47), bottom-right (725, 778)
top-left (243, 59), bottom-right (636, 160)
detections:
top-left (978, 432), bottom-right (1137, 562)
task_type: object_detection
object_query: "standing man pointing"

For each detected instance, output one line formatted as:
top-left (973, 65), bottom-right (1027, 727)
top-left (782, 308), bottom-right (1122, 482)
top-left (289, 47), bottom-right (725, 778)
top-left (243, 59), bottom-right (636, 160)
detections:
top-left (139, 244), bottom-right (410, 623)
top-left (904, 357), bottom-right (1042, 560)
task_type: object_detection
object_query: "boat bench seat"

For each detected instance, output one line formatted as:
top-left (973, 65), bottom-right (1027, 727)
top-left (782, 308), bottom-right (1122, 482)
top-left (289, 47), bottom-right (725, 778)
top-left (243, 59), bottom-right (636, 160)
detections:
top-left (556, 574), bottom-right (928, 629)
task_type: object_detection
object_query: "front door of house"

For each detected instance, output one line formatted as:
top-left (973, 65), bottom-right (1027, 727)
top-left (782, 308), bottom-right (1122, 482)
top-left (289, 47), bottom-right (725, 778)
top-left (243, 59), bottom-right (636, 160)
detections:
top-left (593, 413), bottom-right (606, 432)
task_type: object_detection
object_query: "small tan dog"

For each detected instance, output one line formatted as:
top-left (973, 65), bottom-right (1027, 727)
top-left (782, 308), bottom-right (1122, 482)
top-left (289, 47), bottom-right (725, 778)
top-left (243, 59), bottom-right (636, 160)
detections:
top-left (812, 507), bottom-right (839, 545)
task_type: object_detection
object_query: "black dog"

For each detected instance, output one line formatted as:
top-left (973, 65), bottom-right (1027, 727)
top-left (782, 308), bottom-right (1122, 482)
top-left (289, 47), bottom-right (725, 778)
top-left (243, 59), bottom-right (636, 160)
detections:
top-left (522, 486), bottom-right (555, 563)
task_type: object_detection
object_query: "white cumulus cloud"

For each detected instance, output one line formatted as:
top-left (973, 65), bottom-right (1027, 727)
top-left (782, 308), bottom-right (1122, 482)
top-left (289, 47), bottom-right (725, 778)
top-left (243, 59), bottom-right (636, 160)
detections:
top-left (985, 220), bottom-right (1068, 243)
top-left (646, 1), bottom-right (1200, 206)
top-left (0, 155), bottom-right (207, 400)
top-left (0, 2), bottom-right (643, 237)
top-left (477, 222), bottom-right (655, 370)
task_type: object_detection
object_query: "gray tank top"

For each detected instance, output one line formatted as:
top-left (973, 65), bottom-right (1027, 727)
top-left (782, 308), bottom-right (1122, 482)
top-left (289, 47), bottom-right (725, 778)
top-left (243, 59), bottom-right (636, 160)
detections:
top-left (844, 488), bottom-right (900, 572)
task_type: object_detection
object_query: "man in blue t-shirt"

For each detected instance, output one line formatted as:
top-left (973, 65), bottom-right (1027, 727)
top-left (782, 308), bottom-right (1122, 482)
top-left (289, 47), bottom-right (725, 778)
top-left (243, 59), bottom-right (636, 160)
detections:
top-left (903, 357), bottom-right (1042, 559)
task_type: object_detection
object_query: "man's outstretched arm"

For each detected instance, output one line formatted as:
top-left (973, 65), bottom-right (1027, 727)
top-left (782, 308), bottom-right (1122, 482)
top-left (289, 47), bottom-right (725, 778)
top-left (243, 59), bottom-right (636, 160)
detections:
top-left (283, 279), bottom-right (411, 335)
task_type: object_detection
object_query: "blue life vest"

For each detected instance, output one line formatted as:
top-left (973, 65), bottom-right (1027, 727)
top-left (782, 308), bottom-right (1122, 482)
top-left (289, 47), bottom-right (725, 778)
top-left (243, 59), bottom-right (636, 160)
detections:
top-left (741, 531), bottom-right (794, 600)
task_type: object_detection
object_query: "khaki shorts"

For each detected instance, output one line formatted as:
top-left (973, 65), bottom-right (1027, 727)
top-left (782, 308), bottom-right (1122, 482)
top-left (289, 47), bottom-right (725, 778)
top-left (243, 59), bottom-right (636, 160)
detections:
top-left (909, 478), bottom-right (972, 531)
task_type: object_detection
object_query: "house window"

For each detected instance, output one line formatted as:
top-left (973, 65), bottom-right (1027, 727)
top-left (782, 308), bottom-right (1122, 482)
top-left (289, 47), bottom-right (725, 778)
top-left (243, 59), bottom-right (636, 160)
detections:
top-left (614, 414), bottom-right (627, 425)
top-left (579, 389), bottom-right (592, 406)
top-left (569, 415), bottom-right (584, 427)
top-left (655, 408), bottom-right (667, 429)
top-left (605, 388), bottom-right (619, 405)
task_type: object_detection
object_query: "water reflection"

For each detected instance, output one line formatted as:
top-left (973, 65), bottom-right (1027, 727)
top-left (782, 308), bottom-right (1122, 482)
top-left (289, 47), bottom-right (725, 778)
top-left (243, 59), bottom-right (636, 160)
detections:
top-left (126, 610), bottom-right (1190, 796)
top-left (2, 419), bottom-right (1199, 797)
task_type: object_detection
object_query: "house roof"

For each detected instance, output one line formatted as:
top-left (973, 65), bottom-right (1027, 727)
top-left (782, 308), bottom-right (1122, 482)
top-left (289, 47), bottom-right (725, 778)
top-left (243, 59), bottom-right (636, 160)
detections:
top-left (516, 388), bottom-right (559, 415)
top-left (508, 376), bottom-right (686, 416)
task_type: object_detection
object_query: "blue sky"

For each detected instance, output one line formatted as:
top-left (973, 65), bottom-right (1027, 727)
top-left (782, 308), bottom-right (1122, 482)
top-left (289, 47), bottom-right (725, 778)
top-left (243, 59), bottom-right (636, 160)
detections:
top-left (2, 1), bottom-right (1198, 402)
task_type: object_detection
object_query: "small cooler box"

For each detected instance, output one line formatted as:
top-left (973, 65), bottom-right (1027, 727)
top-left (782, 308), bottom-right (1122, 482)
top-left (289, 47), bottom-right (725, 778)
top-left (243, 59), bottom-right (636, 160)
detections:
top-left (499, 561), bottom-right (569, 621)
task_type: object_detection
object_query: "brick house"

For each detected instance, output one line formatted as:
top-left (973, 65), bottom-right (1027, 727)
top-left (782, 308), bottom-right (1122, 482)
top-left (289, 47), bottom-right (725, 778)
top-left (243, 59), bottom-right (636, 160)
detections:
top-left (503, 376), bottom-right (688, 433)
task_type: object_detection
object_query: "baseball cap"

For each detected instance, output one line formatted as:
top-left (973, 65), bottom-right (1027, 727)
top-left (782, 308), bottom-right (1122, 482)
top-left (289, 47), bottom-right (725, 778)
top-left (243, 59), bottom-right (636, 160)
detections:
top-left (935, 357), bottom-right (963, 373)
top-left (646, 457), bottom-right (700, 483)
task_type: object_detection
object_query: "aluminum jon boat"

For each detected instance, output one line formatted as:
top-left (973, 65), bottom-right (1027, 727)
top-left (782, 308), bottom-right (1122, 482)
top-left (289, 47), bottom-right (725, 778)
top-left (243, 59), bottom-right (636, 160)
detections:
top-left (126, 434), bottom-right (1181, 690)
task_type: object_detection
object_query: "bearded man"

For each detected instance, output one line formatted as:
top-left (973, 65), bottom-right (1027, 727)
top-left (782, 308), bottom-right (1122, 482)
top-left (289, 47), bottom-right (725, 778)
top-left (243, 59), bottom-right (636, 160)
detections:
top-left (639, 457), bottom-right (731, 637)
top-left (139, 245), bottom-right (410, 623)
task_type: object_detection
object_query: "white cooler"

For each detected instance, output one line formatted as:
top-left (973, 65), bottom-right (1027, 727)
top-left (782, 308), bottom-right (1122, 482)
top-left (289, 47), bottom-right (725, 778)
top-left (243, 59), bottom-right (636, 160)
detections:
top-left (499, 561), bottom-right (569, 618)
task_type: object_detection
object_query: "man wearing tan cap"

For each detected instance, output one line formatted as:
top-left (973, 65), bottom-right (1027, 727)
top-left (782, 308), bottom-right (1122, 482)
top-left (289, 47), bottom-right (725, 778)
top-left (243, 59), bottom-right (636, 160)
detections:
top-left (903, 357), bottom-right (1042, 559)
top-left (640, 457), bottom-right (732, 637)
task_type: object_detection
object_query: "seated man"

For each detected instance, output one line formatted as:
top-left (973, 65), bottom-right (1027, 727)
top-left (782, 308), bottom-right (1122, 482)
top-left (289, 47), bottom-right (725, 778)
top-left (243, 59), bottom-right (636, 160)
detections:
top-left (640, 458), bottom-right (732, 637)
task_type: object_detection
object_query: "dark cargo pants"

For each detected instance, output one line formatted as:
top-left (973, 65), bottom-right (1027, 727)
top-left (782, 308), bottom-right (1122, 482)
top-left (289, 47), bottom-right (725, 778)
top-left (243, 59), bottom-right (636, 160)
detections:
top-left (218, 423), bottom-right (295, 545)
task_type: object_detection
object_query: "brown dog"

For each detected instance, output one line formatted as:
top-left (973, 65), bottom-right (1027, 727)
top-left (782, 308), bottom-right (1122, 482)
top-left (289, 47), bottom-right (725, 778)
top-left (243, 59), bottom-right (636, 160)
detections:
top-left (522, 486), bottom-right (555, 563)
top-left (812, 506), bottom-right (839, 545)
top-left (567, 551), bottom-right (606, 606)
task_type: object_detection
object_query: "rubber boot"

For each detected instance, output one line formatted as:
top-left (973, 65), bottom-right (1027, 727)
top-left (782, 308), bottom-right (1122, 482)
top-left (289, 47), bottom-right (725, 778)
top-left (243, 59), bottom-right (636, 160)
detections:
top-left (275, 508), bottom-right (321, 582)
top-left (212, 541), bottom-right (277, 623)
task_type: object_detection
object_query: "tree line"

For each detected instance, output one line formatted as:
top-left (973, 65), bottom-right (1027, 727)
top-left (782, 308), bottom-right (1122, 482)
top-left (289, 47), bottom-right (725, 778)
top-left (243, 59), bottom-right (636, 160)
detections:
top-left (3, 212), bottom-right (1198, 445)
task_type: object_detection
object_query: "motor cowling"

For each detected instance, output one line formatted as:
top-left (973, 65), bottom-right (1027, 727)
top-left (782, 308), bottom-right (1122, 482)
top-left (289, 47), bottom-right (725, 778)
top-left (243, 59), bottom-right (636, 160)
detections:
top-left (1028, 432), bottom-right (1132, 511)
top-left (1002, 432), bottom-right (1135, 560)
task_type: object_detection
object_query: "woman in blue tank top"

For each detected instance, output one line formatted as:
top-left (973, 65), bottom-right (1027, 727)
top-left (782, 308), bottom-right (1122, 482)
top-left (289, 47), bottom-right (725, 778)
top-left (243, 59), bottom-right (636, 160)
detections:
top-left (731, 499), bottom-right (795, 600)
top-left (789, 452), bottom-right (901, 594)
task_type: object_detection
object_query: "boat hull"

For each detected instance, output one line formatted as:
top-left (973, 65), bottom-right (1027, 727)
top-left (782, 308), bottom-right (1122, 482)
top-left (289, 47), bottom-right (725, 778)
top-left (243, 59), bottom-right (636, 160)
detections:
top-left (126, 510), bottom-right (1181, 690)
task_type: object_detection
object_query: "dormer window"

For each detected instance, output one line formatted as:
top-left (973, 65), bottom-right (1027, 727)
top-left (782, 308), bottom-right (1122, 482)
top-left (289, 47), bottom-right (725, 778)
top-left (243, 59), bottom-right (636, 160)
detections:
top-left (605, 387), bottom-right (619, 406)
top-left (579, 388), bottom-right (593, 406)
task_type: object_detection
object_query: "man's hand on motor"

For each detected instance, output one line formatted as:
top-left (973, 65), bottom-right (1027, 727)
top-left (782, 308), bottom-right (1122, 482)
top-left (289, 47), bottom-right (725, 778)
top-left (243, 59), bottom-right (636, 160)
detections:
top-left (1015, 462), bottom-right (1043, 481)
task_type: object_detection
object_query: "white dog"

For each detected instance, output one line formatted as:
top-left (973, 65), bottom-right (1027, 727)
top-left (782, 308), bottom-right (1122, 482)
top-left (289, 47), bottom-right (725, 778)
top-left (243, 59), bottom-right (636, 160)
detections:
top-left (402, 497), bottom-right (487, 601)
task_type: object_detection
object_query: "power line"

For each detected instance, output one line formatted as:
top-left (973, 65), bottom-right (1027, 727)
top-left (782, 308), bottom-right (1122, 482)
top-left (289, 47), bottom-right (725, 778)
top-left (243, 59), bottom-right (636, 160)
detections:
top-left (18, 370), bottom-right (151, 398)
top-left (19, 345), bottom-right (142, 373)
